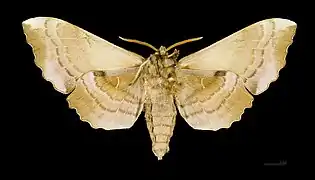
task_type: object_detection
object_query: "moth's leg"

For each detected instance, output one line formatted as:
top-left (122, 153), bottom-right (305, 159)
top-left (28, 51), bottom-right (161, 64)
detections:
top-left (168, 49), bottom-right (180, 60)
top-left (129, 59), bottom-right (149, 86)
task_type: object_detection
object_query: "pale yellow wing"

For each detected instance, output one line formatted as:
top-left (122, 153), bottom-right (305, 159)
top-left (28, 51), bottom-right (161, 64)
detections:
top-left (22, 17), bottom-right (144, 94)
top-left (67, 67), bottom-right (145, 130)
top-left (175, 69), bottom-right (253, 130)
top-left (177, 18), bottom-right (297, 95)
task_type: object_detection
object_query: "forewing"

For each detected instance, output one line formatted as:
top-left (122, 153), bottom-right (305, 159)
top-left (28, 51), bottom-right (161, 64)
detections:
top-left (67, 67), bottom-right (145, 130)
top-left (22, 17), bottom-right (144, 94)
top-left (175, 69), bottom-right (253, 130)
top-left (177, 18), bottom-right (297, 95)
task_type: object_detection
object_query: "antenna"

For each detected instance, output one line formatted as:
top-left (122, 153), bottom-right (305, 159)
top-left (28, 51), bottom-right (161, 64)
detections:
top-left (166, 37), bottom-right (203, 52)
top-left (119, 37), bottom-right (158, 51)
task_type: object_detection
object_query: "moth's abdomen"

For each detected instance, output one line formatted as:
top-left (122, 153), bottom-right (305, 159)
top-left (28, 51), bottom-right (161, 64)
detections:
top-left (144, 91), bottom-right (176, 160)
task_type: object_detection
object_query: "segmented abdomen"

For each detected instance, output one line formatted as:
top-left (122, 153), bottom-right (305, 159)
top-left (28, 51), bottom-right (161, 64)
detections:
top-left (144, 90), bottom-right (176, 160)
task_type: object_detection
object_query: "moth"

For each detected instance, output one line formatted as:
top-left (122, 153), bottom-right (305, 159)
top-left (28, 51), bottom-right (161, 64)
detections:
top-left (22, 17), bottom-right (297, 160)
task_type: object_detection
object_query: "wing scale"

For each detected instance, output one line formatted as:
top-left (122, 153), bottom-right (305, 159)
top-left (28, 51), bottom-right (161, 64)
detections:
top-left (175, 18), bottom-right (296, 130)
top-left (23, 17), bottom-right (144, 94)
top-left (177, 18), bottom-right (297, 95)
top-left (23, 17), bottom-right (145, 130)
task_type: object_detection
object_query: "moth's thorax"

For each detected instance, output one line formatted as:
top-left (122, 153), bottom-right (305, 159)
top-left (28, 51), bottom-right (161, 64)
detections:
top-left (143, 48), bottom-right (179, 91)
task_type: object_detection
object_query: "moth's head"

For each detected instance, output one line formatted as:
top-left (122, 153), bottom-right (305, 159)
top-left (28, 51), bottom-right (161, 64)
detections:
top-left (157, 46), bottom-right (167, 56)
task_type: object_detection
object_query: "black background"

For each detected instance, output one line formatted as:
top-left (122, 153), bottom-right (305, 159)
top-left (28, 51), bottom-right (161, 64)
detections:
top-left (13, 3), bottom-right (303, 175)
